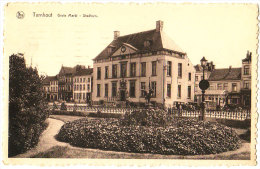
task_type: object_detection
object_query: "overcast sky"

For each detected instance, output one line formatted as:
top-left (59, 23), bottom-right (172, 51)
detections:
top-left (4, 3), bottom-right (258, 76)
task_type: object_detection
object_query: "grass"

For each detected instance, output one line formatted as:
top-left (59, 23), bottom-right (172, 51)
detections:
top-left (49, 115), bottom-right (86, 122)
top-left (30, 144), bottom-right (250, 159)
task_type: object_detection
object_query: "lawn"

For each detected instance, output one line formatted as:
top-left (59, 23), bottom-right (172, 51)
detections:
top-left (30, 144), bottom-right (250, 159)
top-left (49, 114), bottom-right (86, 122)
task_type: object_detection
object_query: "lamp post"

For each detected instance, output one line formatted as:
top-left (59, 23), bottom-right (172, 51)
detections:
top-left (199, 56), bottom-right (209, 121)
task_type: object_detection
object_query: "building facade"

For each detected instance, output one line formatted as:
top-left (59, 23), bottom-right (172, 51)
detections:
top-left (92, 20), bottom-right (195, 107)
top-left (195, 52), bottom-right (252, 108)
top-left (73, 68), bottom-right (93, 103)
top-left (42, 76), bottom-right (58, 101)
top-left (240, 51), bottom-right (252, 107)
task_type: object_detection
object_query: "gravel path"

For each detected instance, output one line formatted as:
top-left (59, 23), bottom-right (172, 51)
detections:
top-left (15, 118), bottom-right (68, 158)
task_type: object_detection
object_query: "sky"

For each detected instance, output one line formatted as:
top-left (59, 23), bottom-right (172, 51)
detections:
top-left (4, 3), bottom-right (258, 76)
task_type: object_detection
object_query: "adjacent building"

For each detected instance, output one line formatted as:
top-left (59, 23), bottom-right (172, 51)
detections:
top-left (92, 20), bottom-right (195, 107)
top-left (43, 76), bottom-right (58, 101)
top-left (73, 67), bottom-right (93, 103)
top-left (195, 51), bottom-right (252, 108)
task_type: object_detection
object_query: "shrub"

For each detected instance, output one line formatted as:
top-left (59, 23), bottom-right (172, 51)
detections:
top-left (120, 109), bottom-right (171, 127)
top-left (60, 102), bottom-right (67, 111)
top-left (9, 54), bottom-right (49, 157)
top-left (57, 117), bottom-right (241, 155)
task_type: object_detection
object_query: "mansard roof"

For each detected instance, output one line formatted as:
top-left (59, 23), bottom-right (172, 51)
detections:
top-left (208, 68), bottom-right (241, 81)
top-left (43, 76), bottom-right (57, 84)
top-left (74, 68), bottom-right (93, 76)
top-left (94, 29), bottom-right (184, 61)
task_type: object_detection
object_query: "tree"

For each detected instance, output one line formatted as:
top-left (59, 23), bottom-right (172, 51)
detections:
top-left (8, 54), bottom-right (49, 157)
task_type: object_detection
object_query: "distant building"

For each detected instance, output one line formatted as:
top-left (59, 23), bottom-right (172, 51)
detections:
top-left (240, 51), bottom-right (252, 107)
top-left (57, 66), bottom-right (77, 101)
top-left (194, 60), bottom-right (215, 98)
top-left (195, 51), bottom-right (252, 108)
top-left (73, 67), bottom-right (93, 103)
top-left (92, 20), bottom-right (195, 107)
top-left (43, 76), bottom-right (58, 101)
top-left (207, 67), bottom-right (241, 106)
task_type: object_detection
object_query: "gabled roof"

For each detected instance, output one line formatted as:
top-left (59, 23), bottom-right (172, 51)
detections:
top-left (59, 66), bottom-right (77, 75)
top-left (94, 29), bottom-right (184, 60)
top-left (74, 68), bottom-right (93, 76)
top-left (43, 76), bottom-right (57, 84)
top-left (208, 68), bottom-right (241, 81)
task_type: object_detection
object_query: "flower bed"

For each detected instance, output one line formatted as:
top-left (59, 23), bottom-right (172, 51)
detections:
top-left (56, 110), bottom-right (241, 155)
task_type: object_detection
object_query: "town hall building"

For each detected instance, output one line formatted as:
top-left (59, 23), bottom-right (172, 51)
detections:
top-left (92, 20), bottom-right (195, 107)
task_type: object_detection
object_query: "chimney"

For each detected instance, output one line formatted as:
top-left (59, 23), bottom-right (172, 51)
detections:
top-left (229, 65), bottom-right (232, 71)
top-left (88, 65), bottom-right (91, 69)
top-left (114, 31), bottom-right (120, 40)
top-left (156, 20), bottom-right (163, 32)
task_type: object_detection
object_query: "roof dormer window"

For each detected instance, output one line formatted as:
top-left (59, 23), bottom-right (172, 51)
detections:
top-left (144, 40), bottom-right (152, 47)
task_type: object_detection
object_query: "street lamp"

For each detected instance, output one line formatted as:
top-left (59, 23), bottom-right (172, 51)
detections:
top-left (199, 56), bottom-right (209, 121)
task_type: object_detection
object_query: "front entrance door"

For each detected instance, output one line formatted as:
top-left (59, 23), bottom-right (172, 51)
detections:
top-left (120, 90), bottom-right (126, 101)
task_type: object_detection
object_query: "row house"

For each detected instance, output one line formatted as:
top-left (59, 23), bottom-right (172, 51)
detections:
top-left (195, 51), bottom-right (252, 108)
top-left (57, 65), bottom-right (77, 101)
top-left (92, 20), bottom-right (195, 107)
top-left (194, 61), bottom-right (215, 94)
top-left (73, 68), bottom-right (93, 103)
top-left (42, 76), bottom-right (58, 101)
top-left (240, 51), bottom-right (252, 106)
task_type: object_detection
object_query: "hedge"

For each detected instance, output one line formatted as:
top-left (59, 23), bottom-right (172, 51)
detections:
top-left (57, 109), bottom-right (241, 155)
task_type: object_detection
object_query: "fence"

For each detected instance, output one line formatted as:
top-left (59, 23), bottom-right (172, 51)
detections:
top-left (168, 108), bottom-right (251, 121)
top-left (48, 103), bottom-right (251, 121)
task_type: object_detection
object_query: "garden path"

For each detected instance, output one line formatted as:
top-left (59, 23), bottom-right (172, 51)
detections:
top-left (15, 116), bottom-right (250, 159)
top-left (15, 118), bottom-right (68, 158)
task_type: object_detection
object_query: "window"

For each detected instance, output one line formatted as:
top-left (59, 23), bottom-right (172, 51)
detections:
top-left (83, 93), bottom-right (85, 100)
top-left (195, 76), bottom-right (198, 81)
top-left (232, 83), bottom-right (237, 92)
top-left (83, 84), bottom-right (85, 90)
top-left (120, 62), bottom-right (127, 78)
top-left (105, 84), bottom-right (108, 97)
top-left (244, 66), bottom-right (250, 75)
top-left (195, 85), bottom-right (198, 92)
top-left (209, 84), bottom-right (214, 90)
top-left (112, 82), bottom-right (117, 97)
top-left (244, 81), bottom-right (250, 89)
top-left (224, 83), bottom-right (228, 90)
top-left (80, 78), bottom-right (82, 82)
top-left (97, 67), bottom-right (101, 80)
top-left (141, 62), bottom-right (146, 77)
top-left (188, 73), bottom-right (191, 81)
top-left (130, 62), bottom-right (136, 77)
top-left (88, 78), bottom-right (90, 82)
top-left (83, 78), bottom-right (85, 82)
top-left (80, 84), bottom-right (82, 91)
top-left (105, 66), bottom-right (109, 79)
top-left (217, 83), bottom-right (222, 90)
top-left (141, 82), bottom-right (146, 97)
top-left (129, 81), bottom-right (136, 97)
top-left (188, 86), bottom-right (191, 99)
top-left (151, 81), bottom-right (156, 97)
top-left (76, 85), bottom-right (79, 91)
top-left (112, 64), bottom-right (117, 78)
top-left (152, 61), bottom-right (157, 76)
top-left (178, 63), bottom-right (182, 78)
top-left (167, 84), bottom-right (171, 98)
top-left (178, 85), bottom-right (181, 98)
top-left (167, 61), bottom-right (172, 76)
top-left (87, 84), bottom-right (90, 90)
top-left (97, 84), bottom-right (101, 97)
